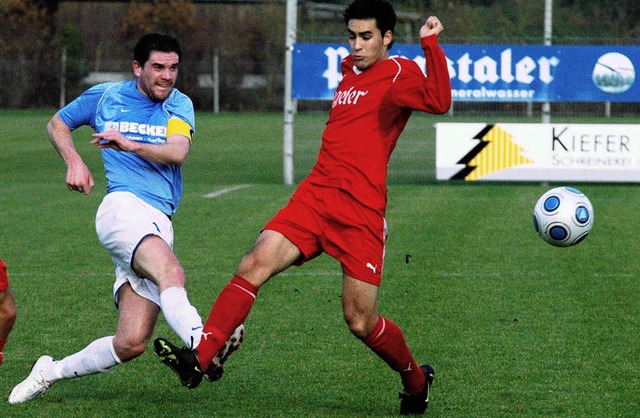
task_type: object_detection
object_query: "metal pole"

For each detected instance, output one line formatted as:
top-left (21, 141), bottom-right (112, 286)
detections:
top-left (213, 49), bottom-right (219, 114)
top-left (282, 0), bottom-right (297, 186)
top-left (59, 46), bottom-right (67, 109)
top-left (542, 0), bottom-right (552, 123)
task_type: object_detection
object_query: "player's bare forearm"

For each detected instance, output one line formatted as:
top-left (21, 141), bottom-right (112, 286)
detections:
top-left (91, 131), bottom-right (190, 166)
top-left (47, 113), bottom-right (95, 194)
top-left (47, 114), bottom-right (82, 165)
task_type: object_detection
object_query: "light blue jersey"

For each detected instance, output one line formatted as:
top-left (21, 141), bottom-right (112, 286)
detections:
top-left (58, 80), bottom-right (195, 216)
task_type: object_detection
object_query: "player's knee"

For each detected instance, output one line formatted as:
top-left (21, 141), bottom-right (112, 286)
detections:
top-left (166, 264), bottom-right (186, 286)
top-left (344, 313), bottom-right (372, 340)
top-left (149, 263), bottom-right (187, 290)
top-left (236, 253), bottom-right (272, 285)
top-left (0, 294), bottom-right (17, 326)
top-left (3, 308), bottom-right (17, 327)
top-left (113, 337), bottom-right (147, 361)
top-left (238, 251), bottom-right (261, 272)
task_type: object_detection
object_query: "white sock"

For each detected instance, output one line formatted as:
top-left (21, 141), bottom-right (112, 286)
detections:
top-left (160, 286), bottom-right (203, 348)
top-left (52, 336), bottom-right (121, 381)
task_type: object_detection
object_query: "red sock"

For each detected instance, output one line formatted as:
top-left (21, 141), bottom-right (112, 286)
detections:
top-left (0, 258), bottom-right (7, 283)
top-left (196, 275), bottom-right (258, 369)
top-left (363, 317), bottom-right (425, 395)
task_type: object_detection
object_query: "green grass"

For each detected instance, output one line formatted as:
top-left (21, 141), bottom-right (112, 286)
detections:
top-left (1, 110), bottom-right (639, 416)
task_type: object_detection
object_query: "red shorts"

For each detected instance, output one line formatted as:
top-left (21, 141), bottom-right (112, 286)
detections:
top-left (0, 258), bottom-right (8, 292)
top-left (263, 181), bottom-right (387, 286)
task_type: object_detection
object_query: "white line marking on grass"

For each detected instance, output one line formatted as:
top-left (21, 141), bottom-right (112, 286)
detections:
top-left (202, 184), bottom-right (253, 199)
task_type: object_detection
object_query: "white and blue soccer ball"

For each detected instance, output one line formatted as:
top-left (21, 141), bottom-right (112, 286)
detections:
top-left (533, 187), bottom-right (594, 247)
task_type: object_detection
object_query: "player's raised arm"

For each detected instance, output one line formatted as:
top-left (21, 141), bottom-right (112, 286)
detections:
top-left (46, 113), bottom-right (95, 195)
top-left (412, 15), bottom-right (451, 115)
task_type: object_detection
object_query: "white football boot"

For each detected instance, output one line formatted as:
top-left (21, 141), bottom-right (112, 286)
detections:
top-left (8, 355), bottom-right (55, 404)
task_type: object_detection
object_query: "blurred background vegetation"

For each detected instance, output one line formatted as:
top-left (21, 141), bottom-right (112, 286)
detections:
top-left (1, 0), bottom-right (638, 111)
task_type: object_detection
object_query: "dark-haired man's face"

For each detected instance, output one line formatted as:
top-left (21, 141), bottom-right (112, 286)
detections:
top-left (347, 18), bottom-right (392, 71)
top-left (133, 51), bottom-right (179, 102)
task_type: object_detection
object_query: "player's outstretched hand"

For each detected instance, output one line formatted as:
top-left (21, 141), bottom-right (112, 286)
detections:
top-left (420, 16), bottom-right (444, 38)
top-left (91, 130), bottom-right (133, 152)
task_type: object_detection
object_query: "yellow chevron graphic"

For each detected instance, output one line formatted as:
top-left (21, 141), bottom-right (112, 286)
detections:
top-left (465, 125), bottom-right (533, 180)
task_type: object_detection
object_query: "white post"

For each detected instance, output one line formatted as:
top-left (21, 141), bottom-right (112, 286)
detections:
top-left (213, 49), bottom-right (220, 114)
top-left (282, 0), bottom-right (297, 186)
top-left (59, 46), bottom-right (67, 109)
top-left (542, 0), bottom-right (553, 123)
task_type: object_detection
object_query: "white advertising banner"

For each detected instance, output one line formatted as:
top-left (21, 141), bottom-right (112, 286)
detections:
top-left (436, 123), bottom-right (640, 182)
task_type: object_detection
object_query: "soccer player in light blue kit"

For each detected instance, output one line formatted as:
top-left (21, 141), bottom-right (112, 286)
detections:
top-left (8, 33), bottom-right (235, 404)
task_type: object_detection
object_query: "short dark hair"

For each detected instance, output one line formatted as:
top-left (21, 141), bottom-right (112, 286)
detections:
top-left (343, 0), bottom-right (397, 49)
top-left (133, 33), bottom-right (182, 67)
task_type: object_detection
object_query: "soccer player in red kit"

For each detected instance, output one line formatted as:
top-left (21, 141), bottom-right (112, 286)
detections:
top-left (154, 0), bottom-right (451, 414)
top-left (0, 258), bottom-right (17, 366)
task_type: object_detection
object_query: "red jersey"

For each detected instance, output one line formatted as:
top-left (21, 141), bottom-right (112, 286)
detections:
top-left (304, 35), bottom-right (451, 213)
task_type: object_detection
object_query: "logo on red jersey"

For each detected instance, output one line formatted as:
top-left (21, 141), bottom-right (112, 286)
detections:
top-left (332, 86), bottom-right (368, 108)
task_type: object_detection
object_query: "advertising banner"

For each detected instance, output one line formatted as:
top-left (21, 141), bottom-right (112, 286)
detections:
top-left (435, 123), bottom-right (640, 182)
top-left (293, 44), bottom-right (639, 102)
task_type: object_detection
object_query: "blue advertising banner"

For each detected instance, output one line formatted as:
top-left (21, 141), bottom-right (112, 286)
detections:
top-left (292, 43), bottom-right (639, 102)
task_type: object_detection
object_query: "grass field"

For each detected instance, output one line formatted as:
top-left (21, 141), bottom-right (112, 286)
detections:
top-left (1, 109), bottom-right (639, 417)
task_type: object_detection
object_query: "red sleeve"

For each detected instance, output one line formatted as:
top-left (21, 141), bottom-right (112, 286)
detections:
top-left (391, 35), bottom-right (452, 114)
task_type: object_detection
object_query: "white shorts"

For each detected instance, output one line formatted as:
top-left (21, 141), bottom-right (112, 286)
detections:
top-left (96, 191), bottom-right (174, 307)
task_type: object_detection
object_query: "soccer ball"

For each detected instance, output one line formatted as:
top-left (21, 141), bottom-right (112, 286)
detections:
top-left (533, 187), bottom-right (594, 247)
